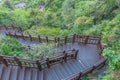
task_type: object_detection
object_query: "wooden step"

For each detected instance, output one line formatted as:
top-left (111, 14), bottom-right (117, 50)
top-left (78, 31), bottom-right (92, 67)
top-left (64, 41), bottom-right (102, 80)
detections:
top-left (32, 69), bottom-right (38, 80)
top-left (24, 68), bottom-right (32, 80)
top-left (9, 66), bottom-right (19, 80)
top-left (50, 67), bottom-right (60, 80)
top-left (0, 64), bottom-right (4, 79)
top-left (18, 67), bottom-right (25, 80)
top-left (2, 66), bottom-right (12, 80)
top-left (38, 70), bottom-right (44, 80)
top-left (52, 64), bottom-right (65, 79)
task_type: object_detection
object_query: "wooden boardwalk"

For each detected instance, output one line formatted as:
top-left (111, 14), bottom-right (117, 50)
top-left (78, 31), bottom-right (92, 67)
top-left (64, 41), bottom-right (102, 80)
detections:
top-left (0, 25), bottom-right (107, 80)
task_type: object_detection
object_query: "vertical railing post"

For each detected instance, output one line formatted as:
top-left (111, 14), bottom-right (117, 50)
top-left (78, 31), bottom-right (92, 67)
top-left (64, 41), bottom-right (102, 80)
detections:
top-left (14, 56), bottom-right (22, 68)
top-left (14, 32), bottom-right (18, 39)
top-left (57, 37), bottom-right (60, 47)
top-left (3, 24), bottom-right (8, 30)
top-left (75, 50), bottom-right (78, 59)
top-left (29, 34), bottom-right (32, 41)
top-left (72, 34), bottom-right (76, 44)
top-left (84, 36), bottom-right (89, 44)
top-left (63, 51), bottom-right (67, 62)
top-left (64, 36), bottom-right (68, 45)
top-left (78, 72), bottom-right (82, 79)
top-left (18, 27), bottom-right (23, 32)
top-left (36, 60), bottom-right (42, 71)
top-left (38, 35), bottom-right (41, 43)
top-left (46, 36), bottom-right (49, 43)
top-left (46, 58), bottom-right (50, 68)
top-left (8, 32), bottom-right (12, 36)
top-left (54, 37), bottom-right (57, 43)
top-left (21, 33), bottom-right (25, 40)
top-left (0, 56), bottom-right (8, 66)
top-left (11, 24), bottom-right (15, 30)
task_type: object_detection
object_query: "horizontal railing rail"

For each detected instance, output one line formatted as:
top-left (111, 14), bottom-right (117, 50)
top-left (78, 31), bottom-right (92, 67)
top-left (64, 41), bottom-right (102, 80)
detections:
top-left (0, 49), bottom-right (78, 71)
top-left (6, 31), bottom-right (102, 46)
top-left (63, 58), bottom-right (107, 80)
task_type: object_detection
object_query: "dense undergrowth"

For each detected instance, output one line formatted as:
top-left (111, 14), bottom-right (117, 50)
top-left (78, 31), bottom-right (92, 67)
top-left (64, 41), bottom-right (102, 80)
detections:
top-left (0, 0), bottom-right (120, 79)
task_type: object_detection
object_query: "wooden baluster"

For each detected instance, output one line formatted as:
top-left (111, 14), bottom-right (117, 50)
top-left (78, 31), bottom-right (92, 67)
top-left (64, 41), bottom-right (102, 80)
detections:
top-left (72, 34), bottom-right (76, 44)
top-left (19, 27), bottom-right (23, 32)
top-left (3, 24), bottom-right (8, 30)
top-left (14, 32), bottom-right (18, 39)
top-left (5, 31), bottom-right (8, 35)
top-left (29, 34), bottom-right (32, 41)
top-left (64, 36), bottom-right (68, 45)
top-left (54, 37), bottom-right (57, 43)
top-left (84, 36), bottom-right (89, 44)
top-left (36, 60), bottom-right (42, 71)
top-left (46, 36), bottom-right (49, 43)
top-left (8, 32), bottom-right (11, 36)
top-left (63, 51), bottom-right (67, 62)
top-left (0, 56), bottom-right (8, 66)
top-left (57, 38), bottom-right (60, 46)
top-left (75, 50), bottom-right (79, 59)
top-left (11, 24), bottom-right (15, 30)
top-left (46, 58), bottom-right (50, 68)
top-left (78, 72), bottom-right (82, 79)
top-left (14, 56), bottom-right (22, 68)
top-left (38, 35), bottom-right (41, 43)
top-left (21, 33), bottom-right (25, 40)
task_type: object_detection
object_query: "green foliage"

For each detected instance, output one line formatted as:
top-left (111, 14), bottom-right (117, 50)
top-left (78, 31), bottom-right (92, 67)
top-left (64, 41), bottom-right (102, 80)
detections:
top-left (26, 43), bottom-right (57, 60)
top-left (0, 36), bottom-right (24, 56)
top-left (73, 16), bottom-right (94, 34)
top-left (11, 8), bottom-right (31, 29)
top-left (26, 26), bottom-right (62, 37)
top-left (103, 48), bottom-right (120, 70)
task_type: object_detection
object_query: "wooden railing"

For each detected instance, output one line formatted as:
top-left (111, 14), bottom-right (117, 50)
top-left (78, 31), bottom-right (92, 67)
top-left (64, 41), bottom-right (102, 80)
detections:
top-left (63, 58), bottom-right (107, 80)
top-left (0, 49), bottom-right (78, 70)
top-left (3, 24), bottom-right (23, 32)
top-left (6, 31), bottom-right (101, 46)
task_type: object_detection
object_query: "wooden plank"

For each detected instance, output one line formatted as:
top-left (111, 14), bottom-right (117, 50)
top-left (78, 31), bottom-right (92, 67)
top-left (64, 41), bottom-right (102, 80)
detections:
top-left (0, 64), bottom-right (4, 79)
top-left (18, 67), bottom-right (25, 80)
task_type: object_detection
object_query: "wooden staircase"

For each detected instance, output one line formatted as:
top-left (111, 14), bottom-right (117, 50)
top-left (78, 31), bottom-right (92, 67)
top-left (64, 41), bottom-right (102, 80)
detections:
top-left (0, 64), bottom-right (44, 80)
top-left (0, 25), bottom-right (107, 80)
top-left (0, 50), bottom-right (79, 80)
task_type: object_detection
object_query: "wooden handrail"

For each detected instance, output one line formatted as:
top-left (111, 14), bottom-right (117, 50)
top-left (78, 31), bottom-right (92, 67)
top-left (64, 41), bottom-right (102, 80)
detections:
top-left (63, 58), bottom-right (107, 80)
top-left (6, 31), bottom-right (102, 46)
top-left (0, 49), bottom-right (78, 70)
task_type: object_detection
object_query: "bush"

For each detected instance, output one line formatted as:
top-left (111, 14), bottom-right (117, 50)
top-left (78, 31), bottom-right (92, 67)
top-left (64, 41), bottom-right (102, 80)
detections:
top-left (103, 48), bottom-right (120, 70)
top-left (25, 26), bottom-right (62, 37)
top-left (0, 36), bottom-right (24, 56)
top-left (26, 43), bottom-right (57, 60)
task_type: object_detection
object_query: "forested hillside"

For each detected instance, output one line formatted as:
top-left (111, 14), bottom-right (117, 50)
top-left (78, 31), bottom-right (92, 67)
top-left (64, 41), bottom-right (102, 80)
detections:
top-left (0, 0), bottom-right (120, 79)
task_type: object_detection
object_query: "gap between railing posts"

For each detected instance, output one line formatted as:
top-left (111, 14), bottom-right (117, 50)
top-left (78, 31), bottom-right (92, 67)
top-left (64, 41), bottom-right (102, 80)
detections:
top-left (3, 24), bottom-right (8, 30)
top-left (0, 56), bottom-right (8, 67)
top-left (11, 24), bottom-right (15, 30)
top-left (36, 60), bottom-right (42, 71)
top-left (14, 56), bottom-right (22, 68)
top-left (29, 34), bottom-right (32, 41)
top-left (21, 33), bottom-right (25, 40)
top-left (14, 32), bottom-right (18, 39)
top-left (38, 35), bottom-right (41, 43)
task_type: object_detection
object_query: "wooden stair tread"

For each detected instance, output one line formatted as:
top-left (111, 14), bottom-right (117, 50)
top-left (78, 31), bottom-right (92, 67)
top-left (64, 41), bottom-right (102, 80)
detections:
top-left (2, 66), bottom-right (12, 80)
top-left (31, 69), bottom-right (38, 80)
top-left (9, 66), bottom-right (19, 80)
top-left (0, 64), bottom-right (4, 79)
top-left (18, 67), bottom-right (25, 80)
top-left (25, 68), bottom-right (32, 80)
